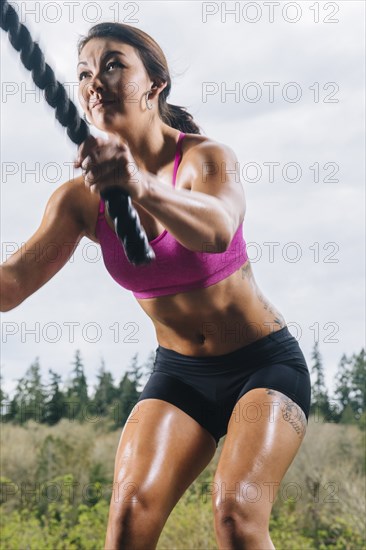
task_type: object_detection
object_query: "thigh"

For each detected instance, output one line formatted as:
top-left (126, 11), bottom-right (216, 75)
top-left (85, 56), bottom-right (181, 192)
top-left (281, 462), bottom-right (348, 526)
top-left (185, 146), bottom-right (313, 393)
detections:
top-left (213, 386), bottom-right (308, 520)
top-left (236, 358), bottom-right (311, 426)
top-left (111, 396), bottom-right (217, 517)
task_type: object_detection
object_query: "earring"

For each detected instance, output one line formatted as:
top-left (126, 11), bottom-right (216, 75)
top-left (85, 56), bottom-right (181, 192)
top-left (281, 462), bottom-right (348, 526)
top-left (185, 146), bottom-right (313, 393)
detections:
top-left (145, 90), bottom-right (153, 110)
top-left (83, 113), bottom-right (91, 125)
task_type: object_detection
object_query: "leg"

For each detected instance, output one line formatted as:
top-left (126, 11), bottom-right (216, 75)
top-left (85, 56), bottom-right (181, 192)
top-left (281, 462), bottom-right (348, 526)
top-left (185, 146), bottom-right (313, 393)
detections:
top-left (212, 387), bottom-right (307, 550)
top-left (105, 397), bottom-right (217, 550)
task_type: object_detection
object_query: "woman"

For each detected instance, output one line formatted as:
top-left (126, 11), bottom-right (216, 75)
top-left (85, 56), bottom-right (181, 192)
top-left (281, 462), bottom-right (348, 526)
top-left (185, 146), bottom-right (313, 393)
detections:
top-left (1, 23), bottom-right (311, 550)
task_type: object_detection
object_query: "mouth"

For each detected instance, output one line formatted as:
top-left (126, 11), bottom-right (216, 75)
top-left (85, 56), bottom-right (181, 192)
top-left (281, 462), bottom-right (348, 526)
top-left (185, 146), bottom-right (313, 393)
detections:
top-left (91, 100), bottom-right (115, 109)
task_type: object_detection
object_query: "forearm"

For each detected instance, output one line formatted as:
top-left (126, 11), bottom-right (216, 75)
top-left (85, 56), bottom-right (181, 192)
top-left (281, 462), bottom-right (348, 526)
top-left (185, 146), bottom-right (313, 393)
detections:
top-left (0, 265), bottom-right (20, 312)
top-left (137, 172), bottom-right (233, 253)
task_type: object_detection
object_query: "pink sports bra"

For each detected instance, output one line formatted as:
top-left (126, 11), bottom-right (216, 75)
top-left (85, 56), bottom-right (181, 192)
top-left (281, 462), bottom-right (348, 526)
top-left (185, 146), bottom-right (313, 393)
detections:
top-left (95, 132), bottom-right (248, 299)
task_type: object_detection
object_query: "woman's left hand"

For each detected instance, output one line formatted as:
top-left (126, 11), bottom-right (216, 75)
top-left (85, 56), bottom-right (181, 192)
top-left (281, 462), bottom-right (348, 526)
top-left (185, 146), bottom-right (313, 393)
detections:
top-left (73, 135), bottom-right (145, 201)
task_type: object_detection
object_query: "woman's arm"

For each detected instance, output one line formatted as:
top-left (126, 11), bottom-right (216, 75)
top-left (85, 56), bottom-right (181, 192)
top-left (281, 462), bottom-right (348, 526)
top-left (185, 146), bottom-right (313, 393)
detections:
top-left (137, 141), bottom-right (246, 253)
top-left (0, 180), bottom-right (87, 312)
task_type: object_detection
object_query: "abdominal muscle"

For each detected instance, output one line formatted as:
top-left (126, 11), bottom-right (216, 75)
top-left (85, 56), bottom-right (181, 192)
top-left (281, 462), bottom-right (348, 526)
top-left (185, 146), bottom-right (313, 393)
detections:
top-left (84, 182), bottom-right (286, 356)
top-left (136, 259), bottom-right (287, 356)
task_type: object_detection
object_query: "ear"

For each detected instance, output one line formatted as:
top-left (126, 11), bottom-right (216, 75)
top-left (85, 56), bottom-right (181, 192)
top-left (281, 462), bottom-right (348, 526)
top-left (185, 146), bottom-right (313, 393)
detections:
top-left (149, 80), bottom-right (168, 99)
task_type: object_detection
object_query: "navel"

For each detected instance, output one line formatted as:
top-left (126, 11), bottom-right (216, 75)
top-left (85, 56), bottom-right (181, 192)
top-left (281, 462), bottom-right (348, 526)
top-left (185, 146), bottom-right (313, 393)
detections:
top-left (197, 333), bottom-right (206, 345)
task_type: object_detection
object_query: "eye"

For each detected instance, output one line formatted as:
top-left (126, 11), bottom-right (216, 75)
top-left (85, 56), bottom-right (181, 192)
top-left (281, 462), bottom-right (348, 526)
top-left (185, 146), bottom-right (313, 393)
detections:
top-left (106, 61), bottom-right (123, 71)
top-left (78, 71), bottom-right (90, 82)
top-left (78, 61), bottom-right (123, 82)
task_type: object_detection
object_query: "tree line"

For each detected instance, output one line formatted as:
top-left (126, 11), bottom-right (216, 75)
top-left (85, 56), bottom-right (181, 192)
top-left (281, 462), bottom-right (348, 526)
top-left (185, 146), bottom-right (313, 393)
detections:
top-left (310, 343), bottom-right (365, 427)
top-left (0, 349), bottom-right (155, 429)
top-left (1, 343), bottom-right (365, 429)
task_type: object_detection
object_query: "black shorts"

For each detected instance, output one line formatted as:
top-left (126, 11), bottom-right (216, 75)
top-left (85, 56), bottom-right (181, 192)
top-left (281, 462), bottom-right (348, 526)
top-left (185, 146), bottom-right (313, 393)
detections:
top-left (136, 325), bottom-right (311, 447)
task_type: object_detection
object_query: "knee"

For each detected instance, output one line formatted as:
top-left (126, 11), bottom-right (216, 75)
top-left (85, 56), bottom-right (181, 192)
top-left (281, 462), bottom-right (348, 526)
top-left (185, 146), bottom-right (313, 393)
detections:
top-left (213, 498), bottom-right (269, 542)
top-left (109, 478), bottom-right (147, 511)
top-left (106, 485), bottom-right (163, 549)
top-left (109, 487), bottom-right (159, 526)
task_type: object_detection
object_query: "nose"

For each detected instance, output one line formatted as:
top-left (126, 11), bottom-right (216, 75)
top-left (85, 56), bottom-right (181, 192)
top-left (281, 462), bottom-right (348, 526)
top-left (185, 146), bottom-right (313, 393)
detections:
top-left (90, 83), bottom-right (103, 96)
top-left (86, 75), bottom-right (104, 102)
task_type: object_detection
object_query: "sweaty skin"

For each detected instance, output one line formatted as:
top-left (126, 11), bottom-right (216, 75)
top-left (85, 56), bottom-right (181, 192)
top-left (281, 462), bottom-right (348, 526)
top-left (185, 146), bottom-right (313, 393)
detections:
top-left (74, 38), bottom-right (286, 356)
top-left (82, 132), bottom-right (286, 357)
top-left (0, 35), bottom-right (307, 550)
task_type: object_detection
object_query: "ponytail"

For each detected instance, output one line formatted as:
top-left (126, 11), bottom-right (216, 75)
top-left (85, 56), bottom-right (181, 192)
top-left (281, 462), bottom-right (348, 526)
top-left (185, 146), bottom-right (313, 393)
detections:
top-left (160, 102), bottom-right (201, 134)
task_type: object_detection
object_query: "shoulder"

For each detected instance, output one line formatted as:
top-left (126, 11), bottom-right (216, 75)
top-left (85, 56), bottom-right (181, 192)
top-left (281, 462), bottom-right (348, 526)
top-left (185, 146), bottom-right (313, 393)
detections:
top-left (180, 133), bottom-right (238, 183)
top-left (178, 133), bottom-right (241, 188)
top-left (178, 133), bottom-right (246, 229)
top-left (48, 176), bottom-right (98, 239)
top-left (181, 133), bottom-right (237, 162)
top-left (49, 175), bottom-right (85, 202)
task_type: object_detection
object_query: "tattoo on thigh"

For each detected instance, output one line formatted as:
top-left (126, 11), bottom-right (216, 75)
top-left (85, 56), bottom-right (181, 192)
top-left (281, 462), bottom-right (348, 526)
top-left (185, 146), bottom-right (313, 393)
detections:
top-left (265, 388), bottom-right (307, 438)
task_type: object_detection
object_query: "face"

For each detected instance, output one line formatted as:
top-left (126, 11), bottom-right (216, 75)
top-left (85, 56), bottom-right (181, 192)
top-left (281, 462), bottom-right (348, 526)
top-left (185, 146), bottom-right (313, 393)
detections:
top-left (77, 38), bottom-right (154, 132)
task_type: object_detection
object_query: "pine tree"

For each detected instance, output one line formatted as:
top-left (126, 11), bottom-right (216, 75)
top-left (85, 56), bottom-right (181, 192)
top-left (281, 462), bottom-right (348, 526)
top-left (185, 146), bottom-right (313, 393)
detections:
top-left (127, 353), bottom-right (144, 392)
top-left (65, 350), bottom-right (89, 422)
top-left (115, 373), bottom-right (139, 427)
top-left (0, 374), bottom-right (10, 422)
top-left (112, 354), bottom-right (143, 428)
top-left (334, 353), bottom-right (353, 422)
top-left (9, 358), bottom-right (47, 424)
top-left (92, 359), bottom-right (117, 417)
top-left (44, 369), bottom-right (66, 425)
top-left (334, 348), bottom-right (365, 424)
top-left (310, 341), bottom-right (331, 421)
top-left (350, 348), bottom-right (365, 418)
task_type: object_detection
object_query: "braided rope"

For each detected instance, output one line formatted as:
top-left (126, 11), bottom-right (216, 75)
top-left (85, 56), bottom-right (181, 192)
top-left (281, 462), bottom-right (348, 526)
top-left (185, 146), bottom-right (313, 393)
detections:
top-left (1, 0), bottom-right (155, 266)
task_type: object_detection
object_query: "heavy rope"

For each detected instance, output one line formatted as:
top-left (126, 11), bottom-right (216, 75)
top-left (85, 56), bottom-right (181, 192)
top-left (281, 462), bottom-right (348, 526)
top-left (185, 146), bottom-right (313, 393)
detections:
top-left (0, 0), bottom-right (155, 266)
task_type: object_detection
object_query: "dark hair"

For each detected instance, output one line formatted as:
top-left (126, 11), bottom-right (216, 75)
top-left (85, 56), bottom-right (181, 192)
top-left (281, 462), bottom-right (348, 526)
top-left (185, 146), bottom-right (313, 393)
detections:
top-left (77, 23), bottom-right (201, 135)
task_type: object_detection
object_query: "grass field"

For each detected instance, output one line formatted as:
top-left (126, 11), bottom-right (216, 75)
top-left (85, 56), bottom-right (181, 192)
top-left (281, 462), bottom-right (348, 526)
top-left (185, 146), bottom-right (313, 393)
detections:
top-left (1, 415), bottom-right (365, 549)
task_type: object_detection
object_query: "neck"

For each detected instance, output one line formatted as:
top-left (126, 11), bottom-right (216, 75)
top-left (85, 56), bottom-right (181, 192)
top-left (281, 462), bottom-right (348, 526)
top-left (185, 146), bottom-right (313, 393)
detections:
top-left (108, 120), bottom-right (181, 174)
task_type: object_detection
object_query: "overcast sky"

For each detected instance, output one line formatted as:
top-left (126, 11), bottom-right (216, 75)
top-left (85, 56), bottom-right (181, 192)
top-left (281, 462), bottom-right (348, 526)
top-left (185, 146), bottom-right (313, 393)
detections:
top-left (1, 1), bottom-right (365, 401)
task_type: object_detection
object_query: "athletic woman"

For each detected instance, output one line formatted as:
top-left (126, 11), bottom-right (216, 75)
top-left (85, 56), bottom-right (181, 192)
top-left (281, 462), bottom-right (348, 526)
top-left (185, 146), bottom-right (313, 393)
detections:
top-left (1, 23), bottom-right (311, 550)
